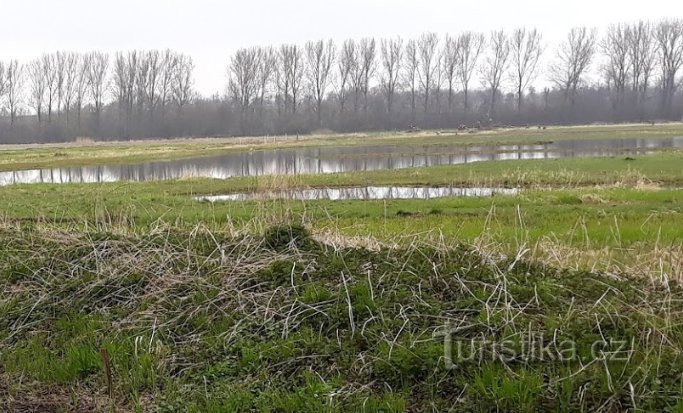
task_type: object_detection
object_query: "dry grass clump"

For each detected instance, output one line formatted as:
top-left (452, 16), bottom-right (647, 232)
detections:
top-left (312, 230), bottom-right (392, 251)
top-left (504, 167), bottom-right (587, 188)
top-left (580, 193), bottom-right (609, 204)
top-left (252, 174), bottom-right (308, 192)
top-left (73, 136), bottom-right (96, 145)
top-left (530, 237), bottom-right (683, 284)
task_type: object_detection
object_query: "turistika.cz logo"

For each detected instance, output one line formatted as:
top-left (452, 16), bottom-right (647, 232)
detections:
top-left (442, 330), bottom-right (633, 368)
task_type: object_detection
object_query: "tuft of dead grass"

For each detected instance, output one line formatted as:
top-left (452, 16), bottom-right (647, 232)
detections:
top-left (73, 136), bottom-right (96, 145)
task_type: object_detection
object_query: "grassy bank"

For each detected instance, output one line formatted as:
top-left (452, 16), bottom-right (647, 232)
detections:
top-left (2, 224), bottom-right (683, 412)
top-left (0, 123), bottom-right (681, 172)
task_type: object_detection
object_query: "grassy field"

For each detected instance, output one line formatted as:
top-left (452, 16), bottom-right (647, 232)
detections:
top-left (1, 150), bottom-right (682, 275)
top-left (0, 122), bottom-right (681, 172)
top-left (3, 225), bottom-right (683, 412)
top-left (1, 124), bottom-right (683, 412)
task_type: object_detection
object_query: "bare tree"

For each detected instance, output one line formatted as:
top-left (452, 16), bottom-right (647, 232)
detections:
top-left (347, 39), bottom-right (376, 115)
top-left (55, 52), bottom-right (67, 119)
top-left (158, 50), bottom-right (177, 120)
top-left (655, 19), bottom-right (683, 118)
top-left (27, 59), bottom-right (46, 123)
top-left (6, 60), bottom-right (23, 126)
top-left (455, 32), bottom-right (485, 113)
top-left (74, 54), bottom-right (89, 128)
top-left (145, 50), bottom-right (161, 120)
top-left (135, 53), bottom-right (150, 118)
top-left (602, 24), bottom-right (631, 111)
top-left (274, 53), bottom-right (289, 116)
top-left (417, 32), bottom-right (439, 115)
top-left (305, 39), bottom-right (335, 127)
top-left (0, 62), bottom-right (6, 103)
top-left (86, 51), bottom-right (109, 129)
top-left (550, 27), bottom-right (597, 106)
top-left (481, 30), bottom-right (510, 119)
top-left (627, 21), bottom-right (656, 108)
top-left (433, 51), bottom-right (444, 115)
top-left (257, 47), bottom-right (276, 114)
top-left (337, 40), bottom-right (355, 113)
top-left (62, 52), bottom-right (80, 128)
top-left (358, 38), bottom-right (376, 115)
top-left (112, 54), bottom-right (126, 132)
top-left (404, 39), bottom-right (419, 124)
top-left (172, 54), bottom-right (194, 113)
top-left (380, 37), bottom-right (403, 117)
top-left (278, 44), bottom-right (304, 115)
top-left (349, 41), bottom-right (363, 113)
top-left (442, 35), bottom-right (458, 112)
top-left (42, 54), bottom-right (59, 122)
top-left (228, 47), bottom-right (261, 117)
top-left (121, 52), bottom-right (138, 125)
top-left (510, 28), bottom-right (543, 111)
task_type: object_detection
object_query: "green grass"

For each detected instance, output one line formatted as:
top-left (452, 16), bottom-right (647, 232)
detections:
top-left (2, 224), bottom-right (683, 412)
top-left (2, 184), bottom-right (681, 247)
top-left (0, 152), bottom-right (681, 260)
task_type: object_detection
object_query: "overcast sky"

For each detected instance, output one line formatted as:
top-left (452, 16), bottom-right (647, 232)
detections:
top-left (0, 0), bottom-right (677, 96)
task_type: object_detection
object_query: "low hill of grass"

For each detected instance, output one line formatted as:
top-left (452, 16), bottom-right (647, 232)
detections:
top-left (1, 224), bottom-right (682, 412)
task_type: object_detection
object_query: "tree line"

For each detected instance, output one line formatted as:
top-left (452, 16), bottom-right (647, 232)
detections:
top-left (1, 19), bottom-right (682, 143)
top-left (0, 51), bottom-right (195, 143)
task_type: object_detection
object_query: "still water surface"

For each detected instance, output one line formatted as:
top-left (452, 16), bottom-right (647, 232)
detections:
top-left (195, 186), bottom-right (519, 202)
top-left (1, 137), bottom-right (680, 186)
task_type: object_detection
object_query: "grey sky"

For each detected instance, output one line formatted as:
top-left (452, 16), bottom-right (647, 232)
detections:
top-left (0, 0), bottom-right (678, 96)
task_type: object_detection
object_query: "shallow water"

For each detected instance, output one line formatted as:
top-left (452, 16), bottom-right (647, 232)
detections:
top-left (195, 186), bottom-right (519, 202)
top-left (1, 136), bottom-right (681, 186)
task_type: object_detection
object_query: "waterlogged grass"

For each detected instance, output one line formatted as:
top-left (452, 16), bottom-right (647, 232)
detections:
top-left (0, 152), bottom-right (681, 278)
top-left (0, 123), bottom-right (681, 172)
top-left (0, 153), bottom-right (681, 241)
top-left (1, 225), bottom-right (683, 412)
top-left (4, 149), bottom-right (682, 200)
top-left (2, 185), bottom-right (682, 246)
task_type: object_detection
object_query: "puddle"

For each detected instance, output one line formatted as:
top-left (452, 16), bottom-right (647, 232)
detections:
top-left (1, 136), bottom-right (681, 186)
top-left (194, 186), bottom-right (519, 202)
